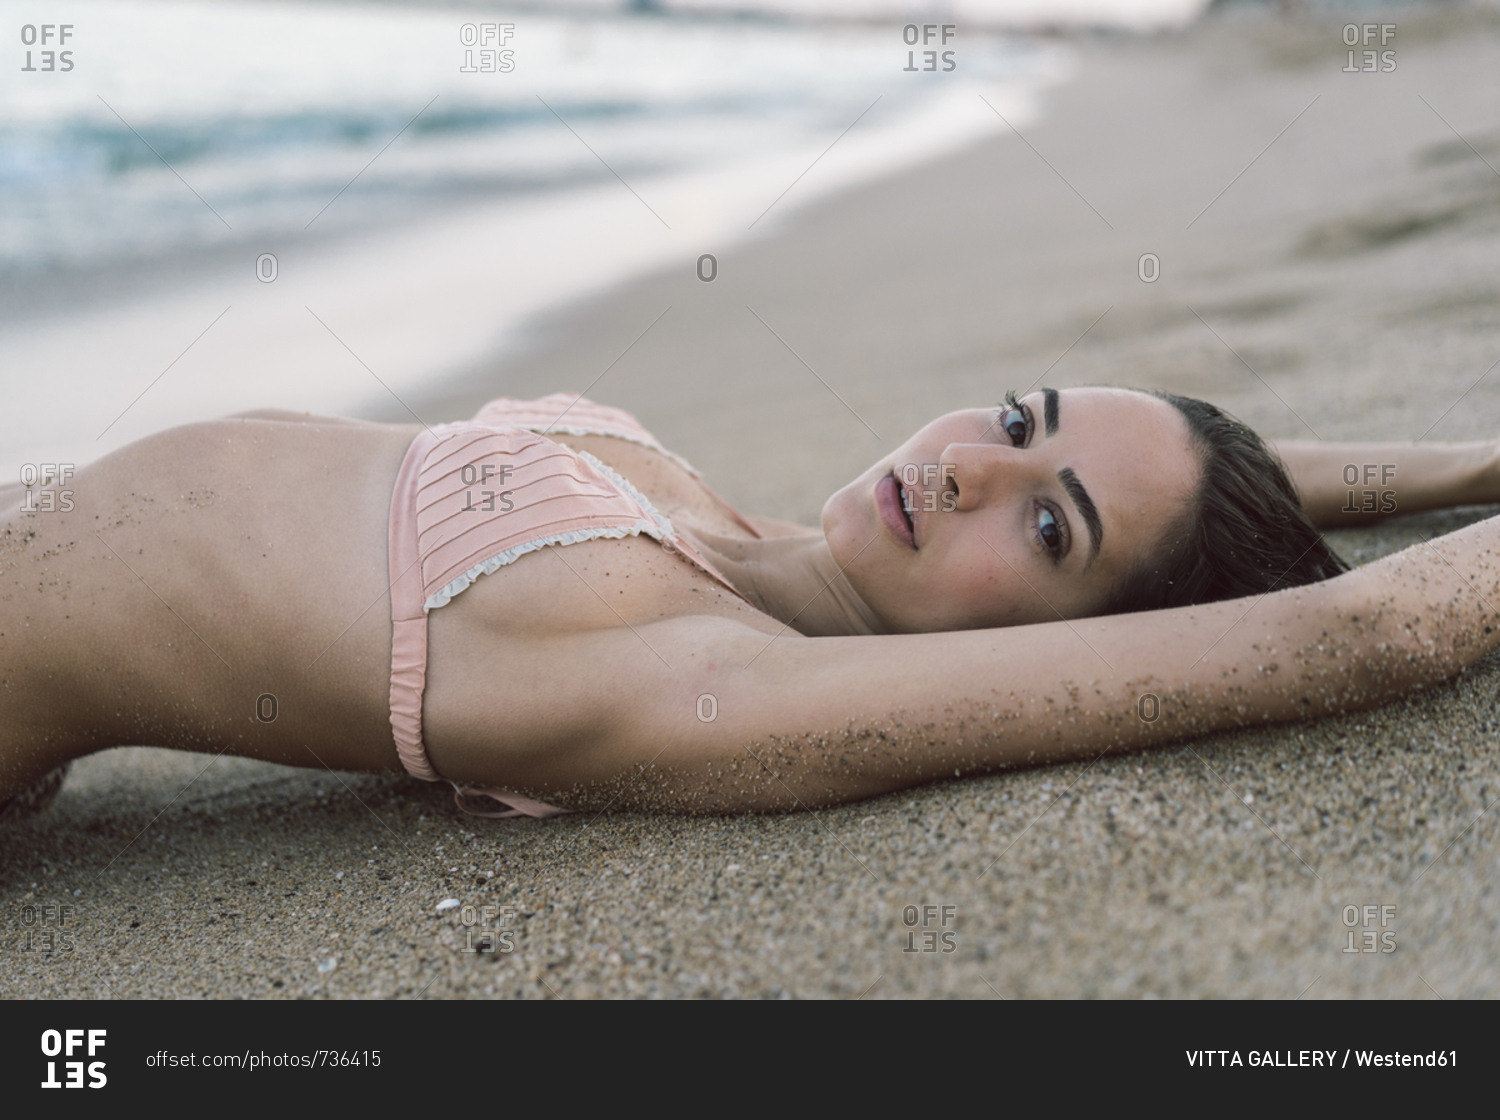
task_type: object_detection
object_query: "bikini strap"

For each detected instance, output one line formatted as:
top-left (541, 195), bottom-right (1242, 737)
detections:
top-left (452, 785), bottom-right (572, 820)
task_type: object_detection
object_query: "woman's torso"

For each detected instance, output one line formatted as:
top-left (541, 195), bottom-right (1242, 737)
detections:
top-left (0, 406), bottom-right (783, 778)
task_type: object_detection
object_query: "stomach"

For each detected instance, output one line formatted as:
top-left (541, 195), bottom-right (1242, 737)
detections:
top-left (4, 416), bottom-right (417, 769)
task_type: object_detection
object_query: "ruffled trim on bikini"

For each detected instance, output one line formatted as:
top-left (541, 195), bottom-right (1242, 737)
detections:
top-left (573, 449), bottom-right (677, 533)
top-left (424, 521), bottom-right (668, 610)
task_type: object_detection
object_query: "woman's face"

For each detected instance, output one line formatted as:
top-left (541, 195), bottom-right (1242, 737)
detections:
top-left (822, 387), bottom-right (1201, 632)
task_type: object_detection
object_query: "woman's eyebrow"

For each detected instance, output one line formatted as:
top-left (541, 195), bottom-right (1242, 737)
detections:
top-left (1058, 466), bottom-right (1103, 567)
top-left (1040, 389), bottom-right (1102, 563)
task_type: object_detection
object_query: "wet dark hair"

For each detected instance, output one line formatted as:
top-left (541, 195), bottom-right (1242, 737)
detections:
top-left (1095, 390), bottom-right (1348, 616)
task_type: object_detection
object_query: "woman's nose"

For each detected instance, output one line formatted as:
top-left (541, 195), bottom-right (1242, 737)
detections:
top-left (939, 442), bottom-right (1041, 512)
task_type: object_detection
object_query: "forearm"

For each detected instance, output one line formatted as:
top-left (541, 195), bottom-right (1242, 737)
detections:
top-left (620, 516), bottom-right (1500, 812)
top-left (1273, 439), bottom-right (1499, 527)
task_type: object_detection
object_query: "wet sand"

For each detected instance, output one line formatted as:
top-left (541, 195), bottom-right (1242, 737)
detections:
top-left (7, 6), bottom-right (1500, 998)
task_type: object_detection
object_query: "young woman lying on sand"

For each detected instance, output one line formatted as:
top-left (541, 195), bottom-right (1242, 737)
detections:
top-left (4, 387), bottom-right (1500, 821)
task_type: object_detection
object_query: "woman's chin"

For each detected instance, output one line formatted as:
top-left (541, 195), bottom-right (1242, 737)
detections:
top-left (819, 486), bottom-right (865, 553)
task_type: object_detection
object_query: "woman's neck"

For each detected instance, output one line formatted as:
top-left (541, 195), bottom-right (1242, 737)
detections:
top-left (688, 526), bottom-right (887, 637)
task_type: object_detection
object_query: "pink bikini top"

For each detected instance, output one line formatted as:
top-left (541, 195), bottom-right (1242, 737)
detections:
top-left (386, 392), bottom-right (762, 820)
top-left (408, 392), bottom-right (762, 614)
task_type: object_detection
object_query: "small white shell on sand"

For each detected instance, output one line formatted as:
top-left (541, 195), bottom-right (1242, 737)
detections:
top-left (318, 957), bottom-right (337, 973)
top-left (436, 898), bottom-right (460, 913)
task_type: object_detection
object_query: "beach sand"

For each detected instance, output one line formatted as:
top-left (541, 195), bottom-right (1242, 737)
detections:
top-left (7, 5), bottom-right (1500, 999)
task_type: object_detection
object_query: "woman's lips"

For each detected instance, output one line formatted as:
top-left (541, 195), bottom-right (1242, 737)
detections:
top-left (877, 472), bottom-right (916, 549)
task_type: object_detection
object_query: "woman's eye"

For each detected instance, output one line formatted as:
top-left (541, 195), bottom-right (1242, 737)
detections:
top-left (1038, 507), bottom-right (1062, 553)
top-left (998, 406), bottom-right (1028, 446)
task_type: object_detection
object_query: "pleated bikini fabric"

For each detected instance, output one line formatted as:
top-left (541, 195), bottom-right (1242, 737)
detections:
top-left (386, 393), bottom-right (758, 818)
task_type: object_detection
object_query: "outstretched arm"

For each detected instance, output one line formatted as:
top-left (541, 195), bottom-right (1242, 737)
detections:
top-left (1273, 438), bottom-right (1500, 528)
top-left (498, 512), bottom-right (1500, 813)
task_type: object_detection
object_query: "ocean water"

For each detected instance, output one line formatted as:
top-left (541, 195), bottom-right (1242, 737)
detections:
top-left (545, 0), bottom-right (1210, 28)
top-left (0, 0), bottom-right (1203, 473)
top-left (0, 0), bottom-right (1066, 275)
